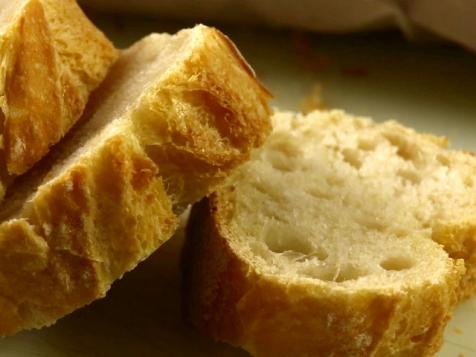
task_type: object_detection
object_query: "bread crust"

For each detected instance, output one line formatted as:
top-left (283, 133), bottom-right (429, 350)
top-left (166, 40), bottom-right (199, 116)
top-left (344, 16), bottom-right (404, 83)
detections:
top-left (0, 0), bottom-right (117, 192)
top-left (432, 221), bottom-right (476, 300)
top-left (136, 27), bottom-right (272, 211)
top-left (0, 135), bottom-right (178, 335)
top-left (183, 195), bottom-right (463, 357)
top-left (0, 25), bottom-right (271, 335)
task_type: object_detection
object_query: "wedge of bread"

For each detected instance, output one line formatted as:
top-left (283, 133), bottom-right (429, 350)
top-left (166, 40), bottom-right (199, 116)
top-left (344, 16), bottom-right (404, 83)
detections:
top-left (0, 24), bottom-right (271, 336)
top-left (0, 0), bottom-right (117, 198)
top-left (184, 110), bottom-right (468, 356)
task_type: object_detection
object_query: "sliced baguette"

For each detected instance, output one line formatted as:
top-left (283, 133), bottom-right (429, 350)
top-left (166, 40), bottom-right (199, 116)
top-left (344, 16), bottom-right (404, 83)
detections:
top-left (0, 24), bottom-right (271, 336)
top-left (183, 110), bottom-right (467, 356)
top-left (0, 0), bottom-right (117, 197)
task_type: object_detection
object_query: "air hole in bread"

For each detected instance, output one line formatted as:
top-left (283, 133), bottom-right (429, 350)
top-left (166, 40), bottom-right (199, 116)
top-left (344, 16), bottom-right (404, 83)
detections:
top-left (305, 184), bottom-right (332, 199)
top-left (392, 227), bottom-right (411, 238)
top-left (265, 229), bottom-right (313, 255)
top-left (380, 256), bottom-right (414, 271)
top-left (358, 137), bottom-right (377, 151)
top-left (383, 132), bottom-right (419, 164)
top-left (268, 134), bottom-right (301, 156)
top-left (254, 181), bottom-right (274, 196)
top-left (464, 176), bottom-right (473, 188)
top-left (315, 247), bottom-right (329, 260)
top-left (342, 148), bottom-right (362, 169)
top-left (266, 134), bottom-right (302, 172)
top-left (356, 216), bottom-right (385, 232)
top-left (397, 169), bottom-right (422, 185)
top-left (326, 175), bottom-right (344, 187)
top-left (268, 151), bottom-right (296, 172)
top-left (334, 265), bottom-right (367, 282)
top-left (437, 154), bottom-right (450, 167)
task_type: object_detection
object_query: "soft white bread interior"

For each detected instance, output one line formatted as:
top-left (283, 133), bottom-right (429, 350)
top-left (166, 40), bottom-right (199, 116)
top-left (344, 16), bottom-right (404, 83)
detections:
top-left (0, 24), bottom-right (271, 336)
top-left (0, 0), bottom-right (118, 199)
top-left (183, 110), bottom-right (467, 357)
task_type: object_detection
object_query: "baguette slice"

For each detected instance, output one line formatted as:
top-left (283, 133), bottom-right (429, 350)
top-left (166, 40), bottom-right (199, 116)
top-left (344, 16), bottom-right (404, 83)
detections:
top-left (0, 24), bottom-right (271, 336)
top-left (184, 110), bottom-right (467, 357)
top-left (0, 0), bottom-right (117, 197)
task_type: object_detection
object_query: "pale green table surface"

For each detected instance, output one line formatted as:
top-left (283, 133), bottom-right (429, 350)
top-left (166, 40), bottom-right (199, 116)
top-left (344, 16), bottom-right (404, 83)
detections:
top-left (1, 14), bottom-right (475, 357)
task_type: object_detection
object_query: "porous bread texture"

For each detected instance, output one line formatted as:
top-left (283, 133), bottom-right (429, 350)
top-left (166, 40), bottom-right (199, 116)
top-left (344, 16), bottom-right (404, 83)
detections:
top-left (0, 0), bottom-right (117, 198)
top-left (235, 110), bottom-right (476, 295)
top-left (183, 110), bottom-right (467, 357)
top-left (0, 25), bottom-right (271, 336)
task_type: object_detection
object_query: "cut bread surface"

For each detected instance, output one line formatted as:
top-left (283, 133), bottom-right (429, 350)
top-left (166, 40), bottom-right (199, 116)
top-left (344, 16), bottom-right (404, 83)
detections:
top-left (0, 0), bottom-right (117, 199)
top-left (184, 110), bottom-right (466, 357)
top-left (0, 25), bottom-right (271, 335)
top-left (231, 111), bottom-right (470, 288)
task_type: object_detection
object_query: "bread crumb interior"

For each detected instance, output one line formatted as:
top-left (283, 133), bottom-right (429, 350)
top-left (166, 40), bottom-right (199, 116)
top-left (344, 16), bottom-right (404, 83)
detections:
top-left (227, 111), bottom-right (471, 286)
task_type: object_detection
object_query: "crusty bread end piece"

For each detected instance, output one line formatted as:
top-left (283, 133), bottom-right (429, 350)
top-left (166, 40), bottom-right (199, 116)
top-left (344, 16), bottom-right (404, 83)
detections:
top-left (184, 110), bottom-right (467, 357)
top-left (0, 0), bottom-right (117, 197)
top-left (0, 24), bottom-right (271, 336)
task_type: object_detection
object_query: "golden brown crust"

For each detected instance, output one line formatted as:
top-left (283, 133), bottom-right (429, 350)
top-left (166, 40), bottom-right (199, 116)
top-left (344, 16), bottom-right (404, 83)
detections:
top-left (183, 196), bottom-right (463, 357)
top-left (0, 136), bottom-right (178, 335)
top-left (0, 25), bottom-right (271, 335)
top-left (137, 26), bottom-right (272, 211)
top-left (432, 221), bottom-right (476, 300)
top-left (0, 0), bottom-right (117, 177)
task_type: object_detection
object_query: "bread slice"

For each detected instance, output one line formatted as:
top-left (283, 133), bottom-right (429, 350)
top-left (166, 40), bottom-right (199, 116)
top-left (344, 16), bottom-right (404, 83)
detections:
top-left (0, 0), bottom-right (117, 198)
top-left (0, 24), bottom-right (271, 336)
top-left (183, 110), bottom-right (468, 356)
